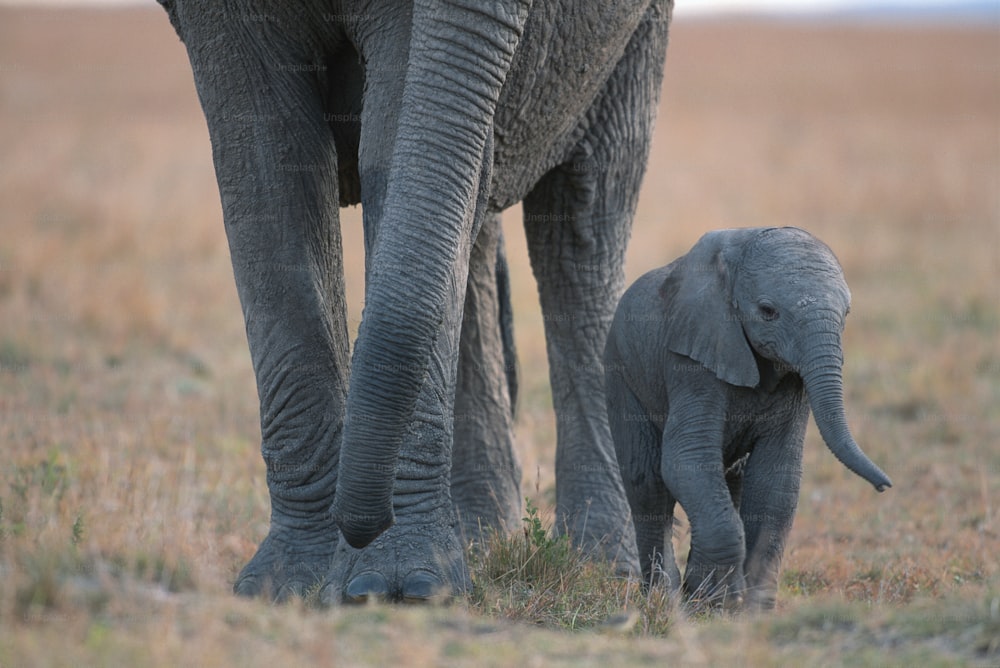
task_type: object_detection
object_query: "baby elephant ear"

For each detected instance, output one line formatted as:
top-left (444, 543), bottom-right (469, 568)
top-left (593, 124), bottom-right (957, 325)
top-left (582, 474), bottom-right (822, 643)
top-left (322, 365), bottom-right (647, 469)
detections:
top-left (660, 230), bottom-right (760, 388)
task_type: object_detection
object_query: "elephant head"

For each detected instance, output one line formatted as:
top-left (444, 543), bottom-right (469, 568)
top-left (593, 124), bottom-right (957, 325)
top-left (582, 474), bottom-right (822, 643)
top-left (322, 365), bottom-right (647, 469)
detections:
top-left (661, 227), bottom-right (892, 492)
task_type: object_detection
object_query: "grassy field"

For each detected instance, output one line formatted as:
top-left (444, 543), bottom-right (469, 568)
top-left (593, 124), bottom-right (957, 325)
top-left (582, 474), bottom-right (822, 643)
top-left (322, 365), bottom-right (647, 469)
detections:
top-left (1, 7), bottom-right (998, 665)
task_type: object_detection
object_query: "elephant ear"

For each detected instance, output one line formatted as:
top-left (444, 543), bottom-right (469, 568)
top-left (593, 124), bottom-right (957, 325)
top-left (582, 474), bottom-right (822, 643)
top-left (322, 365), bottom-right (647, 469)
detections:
top-left (660, 229), bottom-right (761, 389)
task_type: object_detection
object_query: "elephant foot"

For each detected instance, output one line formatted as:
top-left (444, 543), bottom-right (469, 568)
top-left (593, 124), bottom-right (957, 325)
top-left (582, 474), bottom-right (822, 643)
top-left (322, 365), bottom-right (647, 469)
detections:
top-left (682, 560), bottom-right (746, 612)
top-left (321, 512), bottom-right (469, 605)
top-left (233, 523), bottom-right (337, 602)
top-left (742, 587), bottom-right (777, 613)
top-left (557, 493), bottom-right (641, 577)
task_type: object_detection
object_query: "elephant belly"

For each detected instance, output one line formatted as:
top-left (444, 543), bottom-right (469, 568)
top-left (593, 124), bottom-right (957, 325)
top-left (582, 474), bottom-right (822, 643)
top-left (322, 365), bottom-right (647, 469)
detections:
top-left (489, 0), bottom-right (654, 209)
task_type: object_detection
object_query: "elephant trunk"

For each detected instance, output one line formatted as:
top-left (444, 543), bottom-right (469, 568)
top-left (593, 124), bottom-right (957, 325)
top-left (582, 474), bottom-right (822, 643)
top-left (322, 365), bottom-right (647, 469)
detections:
top-left (800, 342), bottom-right (892, 493)
top-left (329, 0), bottom-right (531, 549)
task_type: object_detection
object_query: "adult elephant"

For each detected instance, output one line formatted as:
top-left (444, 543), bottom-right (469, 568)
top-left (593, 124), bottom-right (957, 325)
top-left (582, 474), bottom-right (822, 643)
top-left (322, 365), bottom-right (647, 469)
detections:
top-left (157, 0), bottom-right (672, 602)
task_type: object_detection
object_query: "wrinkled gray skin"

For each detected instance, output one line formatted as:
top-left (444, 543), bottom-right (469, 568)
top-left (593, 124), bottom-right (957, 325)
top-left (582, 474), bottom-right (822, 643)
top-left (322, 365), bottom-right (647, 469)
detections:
top-left (605, 227), bottom-right (892, 611)
top-left (157, 0), bottom-right (672, 602)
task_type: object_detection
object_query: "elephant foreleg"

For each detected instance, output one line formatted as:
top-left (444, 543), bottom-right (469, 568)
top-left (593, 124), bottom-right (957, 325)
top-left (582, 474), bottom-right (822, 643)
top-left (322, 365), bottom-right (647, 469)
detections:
top-left (324, 275), bottom-right (473, 603)
top-left (182, 26), bottom-right (350, 600)
top-left (659, 395), bottom-right (747, 609)
top-left (322, 32), bottom-right (495, 600)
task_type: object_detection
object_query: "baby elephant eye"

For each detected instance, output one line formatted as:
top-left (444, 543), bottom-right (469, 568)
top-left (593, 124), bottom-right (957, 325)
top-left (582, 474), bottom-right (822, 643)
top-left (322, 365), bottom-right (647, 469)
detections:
top-left (758, 304), bottom-right (779, 321)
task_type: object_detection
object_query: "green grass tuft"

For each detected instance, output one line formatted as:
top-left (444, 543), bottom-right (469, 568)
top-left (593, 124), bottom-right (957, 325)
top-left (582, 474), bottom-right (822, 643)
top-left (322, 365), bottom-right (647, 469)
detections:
top-left (468, 499), bottom-right (677, 635)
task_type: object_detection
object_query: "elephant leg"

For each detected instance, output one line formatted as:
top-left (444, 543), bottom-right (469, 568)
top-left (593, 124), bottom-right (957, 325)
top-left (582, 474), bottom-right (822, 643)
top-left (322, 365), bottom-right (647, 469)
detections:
top-left (321, 18), bottom-right (490, 601)
top-left (323, 293), bottom-right (472, 603)
top-left (323, 198), bottom-right (478, 601)
top-left (726, 456), bottom-right (746, 513)
top-left (521, 9), bottom-right (669, 574)
top-left (178, 24), bottom-right (351, 600)
top-left (659, 403), bottom-right (746, 609)
top-left (740, 410), bottom-right (808, 611)
top-left (606, 379), bottom-right (678, 590)
top-left (323, 187), bottom-right (490, 602)
top-left (451, 213), bottom-right (522, 542)
top-left (522, 163), bottom-right (638, 571)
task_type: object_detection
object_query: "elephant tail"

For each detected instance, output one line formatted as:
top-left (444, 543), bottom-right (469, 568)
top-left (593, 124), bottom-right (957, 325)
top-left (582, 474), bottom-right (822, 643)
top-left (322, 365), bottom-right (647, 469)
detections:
top-left (496, 226), bottom-right (519, 418)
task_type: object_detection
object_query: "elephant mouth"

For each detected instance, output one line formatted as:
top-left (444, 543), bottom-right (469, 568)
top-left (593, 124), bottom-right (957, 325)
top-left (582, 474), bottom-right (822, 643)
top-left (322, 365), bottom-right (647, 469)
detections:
top-left (740, 326), bottom-right (783, 365)
top-left (744, 334), bottom-right (795, 384)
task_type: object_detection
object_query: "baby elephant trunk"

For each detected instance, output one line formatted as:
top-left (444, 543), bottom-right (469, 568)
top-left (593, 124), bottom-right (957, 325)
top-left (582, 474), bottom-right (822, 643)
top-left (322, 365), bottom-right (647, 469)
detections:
top-left (800, 349), bottom-right (892, 492)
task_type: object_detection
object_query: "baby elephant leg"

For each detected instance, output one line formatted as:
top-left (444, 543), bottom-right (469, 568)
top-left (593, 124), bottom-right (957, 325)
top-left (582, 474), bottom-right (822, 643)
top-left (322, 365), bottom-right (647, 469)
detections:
top-left (607, 382), bottom-right (680, 590)
top-left (660, 413), bottom-right (746, 609)
top-left (628, 481), bottom-right (678, 591)
top-left (739, 424), bottom-right (806, 611)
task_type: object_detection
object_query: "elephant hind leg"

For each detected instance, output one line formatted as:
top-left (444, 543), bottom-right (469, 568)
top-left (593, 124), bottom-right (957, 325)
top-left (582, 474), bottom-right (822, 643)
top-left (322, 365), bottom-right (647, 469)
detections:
top-left (523, 159), bottom-right (640, 572)
top-left (632, 488), bottom-right (679, 593)
top-left (606, 372), bottom-right (678, 589)
top-left (521, 5), bottom-right (670, 574)
top-left (740, 415), bottom-right (807, 611)
top-left (452, 212), bottom-right (522, 543)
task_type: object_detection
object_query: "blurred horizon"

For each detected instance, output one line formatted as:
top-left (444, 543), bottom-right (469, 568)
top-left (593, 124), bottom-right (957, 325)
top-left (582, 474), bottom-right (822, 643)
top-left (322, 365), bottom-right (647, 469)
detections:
top-left (0, 0), bottom-right (997, 22)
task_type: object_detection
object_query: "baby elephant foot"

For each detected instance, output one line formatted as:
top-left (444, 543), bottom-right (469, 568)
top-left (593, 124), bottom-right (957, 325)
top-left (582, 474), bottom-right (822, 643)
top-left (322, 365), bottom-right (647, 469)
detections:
top-left (683, 559), bottom-right (747, 612)
top-left (233, 523), bottom-right (338, 602)
top-left (321, 515), bottom-right (470, 605)
top-left (742, 587), bottom-right (778, 613)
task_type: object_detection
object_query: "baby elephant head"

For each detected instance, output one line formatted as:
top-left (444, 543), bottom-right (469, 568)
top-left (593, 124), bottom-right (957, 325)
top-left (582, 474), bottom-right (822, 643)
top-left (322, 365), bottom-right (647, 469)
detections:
top-left (662, 227), bottom-right (891, 492)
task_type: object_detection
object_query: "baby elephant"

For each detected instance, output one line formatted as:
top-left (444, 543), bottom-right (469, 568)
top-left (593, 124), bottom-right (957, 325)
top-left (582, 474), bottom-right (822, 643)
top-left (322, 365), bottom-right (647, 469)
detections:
top-left (605, 227), bottom-right (891, 611)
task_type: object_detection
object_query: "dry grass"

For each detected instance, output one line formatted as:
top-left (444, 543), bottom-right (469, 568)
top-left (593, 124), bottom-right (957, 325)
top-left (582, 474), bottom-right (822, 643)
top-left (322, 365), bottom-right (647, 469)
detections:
top-left (1, 7), bottom-right (998, 665)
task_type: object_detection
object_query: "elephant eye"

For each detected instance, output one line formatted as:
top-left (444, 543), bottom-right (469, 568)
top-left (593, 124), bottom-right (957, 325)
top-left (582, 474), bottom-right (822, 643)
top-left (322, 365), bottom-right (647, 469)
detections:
top-left (758, 304), bottom-right (779, 321)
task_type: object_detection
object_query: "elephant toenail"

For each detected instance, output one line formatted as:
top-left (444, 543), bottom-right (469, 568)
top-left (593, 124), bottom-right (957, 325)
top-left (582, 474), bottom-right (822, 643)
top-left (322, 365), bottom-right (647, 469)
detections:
top-left (345, 572), bottom-right (389, 604)
top-left (273, 582), bottom-right (300, 604)
top-left (401, 570), bottom-right (447, 604)
top-left (233, 575), bottom-right (259, 598)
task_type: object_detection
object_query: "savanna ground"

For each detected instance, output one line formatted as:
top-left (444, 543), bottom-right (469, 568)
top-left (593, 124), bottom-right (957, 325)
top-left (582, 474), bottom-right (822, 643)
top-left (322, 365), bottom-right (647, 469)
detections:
top-left (1, 6), bottom-right (998, 666)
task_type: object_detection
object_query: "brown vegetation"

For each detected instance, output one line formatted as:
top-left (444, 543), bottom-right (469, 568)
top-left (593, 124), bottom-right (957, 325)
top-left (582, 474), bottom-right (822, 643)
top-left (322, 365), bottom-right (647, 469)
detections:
top-left (0, 7), bottom-right (997, 665)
